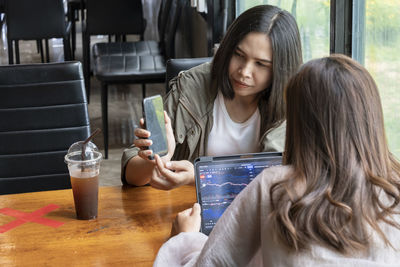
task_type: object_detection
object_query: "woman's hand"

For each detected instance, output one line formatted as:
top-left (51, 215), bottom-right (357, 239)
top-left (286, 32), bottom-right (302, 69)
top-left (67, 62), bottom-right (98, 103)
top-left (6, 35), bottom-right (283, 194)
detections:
top-left (170, 203), bottom-right (201, 238)
top-left (133, 111), bottom-right (176, 161)
top-left (150, 154), bottom-right (195, 190)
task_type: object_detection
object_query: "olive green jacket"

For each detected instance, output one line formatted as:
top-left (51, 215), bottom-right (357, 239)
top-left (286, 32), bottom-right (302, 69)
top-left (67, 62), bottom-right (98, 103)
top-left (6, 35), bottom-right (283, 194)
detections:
top-left (121, 62), bottom-right (286, 184)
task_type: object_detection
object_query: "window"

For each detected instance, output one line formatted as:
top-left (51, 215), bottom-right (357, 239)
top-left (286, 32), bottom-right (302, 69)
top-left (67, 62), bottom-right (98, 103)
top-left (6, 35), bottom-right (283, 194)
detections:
top-left (236, 0), bottom-right (331, 62)
top-left (353, 0), bottom-right (400, 158)
top-left (237, 0), bottom-right (400, 158)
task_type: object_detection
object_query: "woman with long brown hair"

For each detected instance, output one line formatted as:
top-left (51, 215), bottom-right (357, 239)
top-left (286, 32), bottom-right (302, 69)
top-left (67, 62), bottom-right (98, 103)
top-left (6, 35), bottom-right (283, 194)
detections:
top-left (122, 5), bottom-right (302, 189)
top-left (154, 54), bottom-right (400, 266)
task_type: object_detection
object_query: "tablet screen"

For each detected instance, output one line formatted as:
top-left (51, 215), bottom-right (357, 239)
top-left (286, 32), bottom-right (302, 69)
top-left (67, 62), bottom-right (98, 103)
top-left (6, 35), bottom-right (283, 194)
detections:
top-left (196, 154), bottom-right (281, 235)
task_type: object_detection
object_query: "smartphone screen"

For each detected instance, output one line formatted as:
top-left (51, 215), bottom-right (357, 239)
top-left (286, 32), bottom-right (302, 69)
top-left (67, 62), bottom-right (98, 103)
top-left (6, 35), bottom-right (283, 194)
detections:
top-left (143, 95), bottom-right (168, 159)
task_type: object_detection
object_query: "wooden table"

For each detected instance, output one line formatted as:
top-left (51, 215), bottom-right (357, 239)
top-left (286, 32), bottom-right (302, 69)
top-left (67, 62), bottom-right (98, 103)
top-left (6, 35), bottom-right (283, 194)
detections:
top-left (0, 185), bottom-right (196, 266)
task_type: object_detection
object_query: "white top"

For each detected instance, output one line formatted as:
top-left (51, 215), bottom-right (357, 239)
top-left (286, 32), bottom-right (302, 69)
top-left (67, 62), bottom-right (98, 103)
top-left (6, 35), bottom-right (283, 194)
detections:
top-left (206, 91), bottom-right (261, 156)
top-left (154, 165), bottom-right (400, 267)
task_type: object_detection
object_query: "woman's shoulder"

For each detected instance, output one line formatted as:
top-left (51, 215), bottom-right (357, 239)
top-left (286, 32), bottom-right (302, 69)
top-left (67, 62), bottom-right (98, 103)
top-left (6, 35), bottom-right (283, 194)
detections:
top-left (260, 120), bottom-right (287, 152)
top-left (182, 61), bottom-right (212, 77)
top-left (254, 165), bottom-right (293, 189)
top-left (165, 62), bottom-right (216, 118)
top-left (168, 62), bottom-right (213, 94)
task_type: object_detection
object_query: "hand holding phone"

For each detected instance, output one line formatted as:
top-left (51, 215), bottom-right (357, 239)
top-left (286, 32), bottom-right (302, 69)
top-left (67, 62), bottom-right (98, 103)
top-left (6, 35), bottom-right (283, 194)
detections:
top-left (142, 95), bottom-right (168, 160)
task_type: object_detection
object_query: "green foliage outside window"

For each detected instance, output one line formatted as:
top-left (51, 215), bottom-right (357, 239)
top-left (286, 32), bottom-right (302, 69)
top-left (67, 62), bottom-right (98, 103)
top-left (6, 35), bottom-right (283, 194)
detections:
top-left (364, 0), bottom-right (400, 158)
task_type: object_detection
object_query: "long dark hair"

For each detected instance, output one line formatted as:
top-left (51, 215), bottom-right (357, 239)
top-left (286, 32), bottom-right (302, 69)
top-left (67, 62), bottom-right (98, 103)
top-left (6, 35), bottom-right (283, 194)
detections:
top-left (271, 54), bottom-right (400, 254)
top-left (212, 5), bottom-right (303, 133)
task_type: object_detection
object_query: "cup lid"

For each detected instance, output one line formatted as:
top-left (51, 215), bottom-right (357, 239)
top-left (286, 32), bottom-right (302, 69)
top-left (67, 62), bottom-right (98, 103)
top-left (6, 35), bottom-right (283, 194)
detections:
top-left (64, 141), bottom-right (102, 164)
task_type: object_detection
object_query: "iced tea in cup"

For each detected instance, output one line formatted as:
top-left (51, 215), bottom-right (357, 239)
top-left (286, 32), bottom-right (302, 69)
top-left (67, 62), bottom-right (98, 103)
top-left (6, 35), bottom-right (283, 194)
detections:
top-left (64, 141), bottom-right (102, 220)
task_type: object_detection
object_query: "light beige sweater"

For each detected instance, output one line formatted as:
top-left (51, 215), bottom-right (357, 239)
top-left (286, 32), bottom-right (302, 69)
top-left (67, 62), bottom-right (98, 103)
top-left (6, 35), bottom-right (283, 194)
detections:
top-left (154, 165), bottom-right (400, 266)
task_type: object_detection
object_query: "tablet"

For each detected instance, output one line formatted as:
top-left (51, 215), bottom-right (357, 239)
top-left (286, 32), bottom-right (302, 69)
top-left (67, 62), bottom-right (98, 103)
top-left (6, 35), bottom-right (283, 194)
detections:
top-left (194, 152), bottom-right (282, 235)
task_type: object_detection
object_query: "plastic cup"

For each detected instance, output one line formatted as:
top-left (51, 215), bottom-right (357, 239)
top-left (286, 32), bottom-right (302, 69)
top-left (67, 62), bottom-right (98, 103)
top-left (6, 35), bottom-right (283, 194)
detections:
top-left (64, 141), bottom-right (102, 220)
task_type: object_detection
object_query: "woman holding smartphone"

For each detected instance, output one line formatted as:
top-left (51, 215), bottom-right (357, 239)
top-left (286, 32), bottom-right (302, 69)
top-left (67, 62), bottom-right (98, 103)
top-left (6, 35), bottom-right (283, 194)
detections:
top-left (154, 54), bottom-right (400, 266)
top-left (122, 5), bottom-right (303, 189)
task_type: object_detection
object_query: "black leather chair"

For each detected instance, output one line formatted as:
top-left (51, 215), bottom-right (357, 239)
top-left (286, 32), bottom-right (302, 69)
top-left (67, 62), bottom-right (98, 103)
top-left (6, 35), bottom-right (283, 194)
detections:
top-left (165, 57), bottom-right (213, 93)
top-left (92, 0), bottom-right (173, 59)
top-left (93, 0), bottom-right (183, 159)
top-left (5, 0), bottom-right (72, 64)
top-left (0, 62), bottom-right (90, 195)
top-left (82, 0), bottom-right (146, 101)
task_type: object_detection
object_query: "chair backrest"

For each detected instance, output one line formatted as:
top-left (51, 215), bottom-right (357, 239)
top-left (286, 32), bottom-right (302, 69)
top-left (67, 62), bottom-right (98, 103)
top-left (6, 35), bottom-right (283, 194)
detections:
top-left (165, 57), bottom-right (213, 93)
top-left (86, 0), bottom-right (145, 36)
top-left (162, 0), bottom-right (184, 59)
top-left (6, 0), bottom-right (67, 40)
top-left (0, 62), bottom-right (90, 195)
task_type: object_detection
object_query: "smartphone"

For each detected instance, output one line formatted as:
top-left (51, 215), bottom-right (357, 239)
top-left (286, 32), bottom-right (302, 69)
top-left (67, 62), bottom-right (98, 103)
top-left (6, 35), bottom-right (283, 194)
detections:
top-left (142, 95), bottom-right (168, 160)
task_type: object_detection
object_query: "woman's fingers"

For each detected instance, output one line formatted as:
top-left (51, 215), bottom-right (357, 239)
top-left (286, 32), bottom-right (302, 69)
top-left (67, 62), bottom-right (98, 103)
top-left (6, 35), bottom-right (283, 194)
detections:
top-left (179, 207), bottom-right (193, 216)
top-left (163, 112), bottom-right (176, 159)
top-left (165, 160), bottom-right (193, 172)
top-left (133, 137), bottom-right (153, 161)
top-left (133, 138), bottom-right (152, 147)
top-left (191, 203), bottom-right (201, 216)
top-left (137, 150), bottom-right (153, 160)
top-left (139, 118), bottom-right (145, 128)
top-left (155, 156), bottom-right (185, 183)
top-left (150, 156), bottom-right (175, 189)
top-left (134, 127), bottom-right (151, 138)
top-left (148, 157), bottom-right (174, 189)
top-left (149, 155), bottom-right (184, 190)
top-left (149, 174), bottom-right (174, 190)
top-left (170, 203), bottom-right (202, 237)
top-left (133, 120), bottom-right (154, 161)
